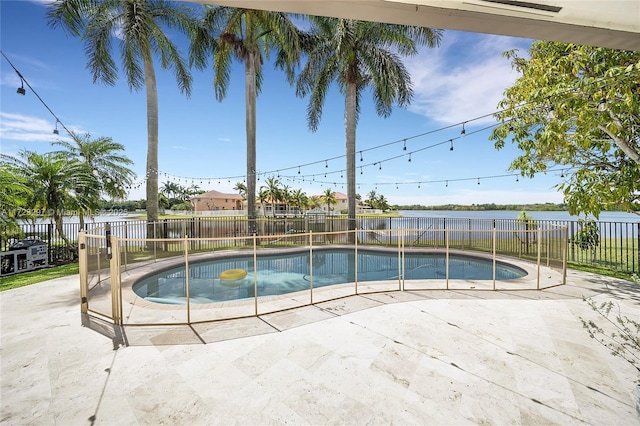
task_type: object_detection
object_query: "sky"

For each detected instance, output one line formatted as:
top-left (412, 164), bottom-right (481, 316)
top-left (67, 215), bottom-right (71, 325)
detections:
top-left (0, 0), bottom-right (567, 206)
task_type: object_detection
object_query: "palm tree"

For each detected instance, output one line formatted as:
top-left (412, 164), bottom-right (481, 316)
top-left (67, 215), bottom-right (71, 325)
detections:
top-left (0, 164), bottom-right (31, 239)
top-left (367, 190), bottom-right (378, 209)
top-left (321, 188), bottom-right (337, 214)
top-left (189, 6), bottom-right (302, 234)
top-left (376, 194), bottom-right (390, 212)
top-left (47, 0), bottom-right (194, 227)
top-left (257, 188), bottom-right (269, 216)
top-left (160, 181), bottom-right (181, 200)
top-left (54, 132), bottom-right (135, 228)
top-left (261, 177), bottom-right (282, 217)
top-left (308, 196), bottom-right (321, 210)
top-left (297, 18), bottom-right (442, 234)
top-left (1, 151), bottom-right (100, 244)
top-left (234, 181), bottom-right (247, 201)
top-left (280, 184), bottom-right (292, 215)
top-left (290, 188), bottom-right (308, 215)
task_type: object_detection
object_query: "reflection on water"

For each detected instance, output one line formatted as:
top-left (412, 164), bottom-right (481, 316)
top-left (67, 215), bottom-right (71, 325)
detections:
top-left (133, 249), bottom-right (526, 304)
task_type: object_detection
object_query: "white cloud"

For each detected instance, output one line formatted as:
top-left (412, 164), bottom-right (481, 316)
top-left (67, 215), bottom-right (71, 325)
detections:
top-left (0, 112), bottom-right (81, 144)
top-left (406, 33), bottom-right (531, 125)
top-left (218, 137), bottom-right (232, 142)
top-left (0, 112), bottom-right (57, 143)
top-left (171, 145), bottom-right (191, 151)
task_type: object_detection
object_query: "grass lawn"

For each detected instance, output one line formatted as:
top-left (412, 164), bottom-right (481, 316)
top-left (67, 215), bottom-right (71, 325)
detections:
top-left (1, 263), bottom-right (78, 292)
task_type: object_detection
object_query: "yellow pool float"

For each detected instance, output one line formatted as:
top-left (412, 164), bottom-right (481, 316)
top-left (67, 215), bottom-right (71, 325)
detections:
top-left (219, 268), bottom-right (248, 281)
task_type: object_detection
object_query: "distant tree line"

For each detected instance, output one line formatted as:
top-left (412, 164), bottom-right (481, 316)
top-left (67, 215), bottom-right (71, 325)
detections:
top-left (394, 203), bottom-right (568, 211)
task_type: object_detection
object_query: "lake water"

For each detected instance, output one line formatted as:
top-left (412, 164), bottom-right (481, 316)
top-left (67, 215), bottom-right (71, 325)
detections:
top-left (398, 210), bottom-right (640, 222)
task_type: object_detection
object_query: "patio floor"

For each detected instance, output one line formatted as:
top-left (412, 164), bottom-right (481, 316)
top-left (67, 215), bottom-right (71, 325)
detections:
top-left (1, 268), bottom-right (639, 424)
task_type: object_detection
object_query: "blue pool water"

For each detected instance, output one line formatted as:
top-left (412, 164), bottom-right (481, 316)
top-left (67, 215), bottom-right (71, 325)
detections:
top-left (133, 249), bottom-right (527, 304)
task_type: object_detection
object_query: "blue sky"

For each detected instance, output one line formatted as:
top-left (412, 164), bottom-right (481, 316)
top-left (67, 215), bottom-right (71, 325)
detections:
top-left (0, 0), bottom-right (566, 206)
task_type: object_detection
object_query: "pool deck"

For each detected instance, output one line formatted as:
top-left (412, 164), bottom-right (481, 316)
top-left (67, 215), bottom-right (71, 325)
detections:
top-left (2, 269), bottom-right (639, 424)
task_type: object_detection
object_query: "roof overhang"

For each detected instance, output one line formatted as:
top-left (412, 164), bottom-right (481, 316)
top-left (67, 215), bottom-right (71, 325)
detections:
top-left (187, 0), bottom-right (640, 51)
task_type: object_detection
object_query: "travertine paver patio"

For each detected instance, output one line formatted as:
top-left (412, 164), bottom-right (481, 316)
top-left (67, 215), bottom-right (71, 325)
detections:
top-left (1, 268), bottom-right (639, 424)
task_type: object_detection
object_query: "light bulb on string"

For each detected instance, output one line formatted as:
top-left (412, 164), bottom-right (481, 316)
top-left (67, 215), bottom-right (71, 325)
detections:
top-left (477, 178), bottom-right (480, 185)
top-left (547, 105), bottom-right (556, 119)
top-left (449, 140), bottom-right (454, 151)
top-left (598, 97), bottom-right (607, 111)
top-left (359, 151), bottom-right (363, 162)
top-left (403, 139), bottom-right (407, 151)
top-left (408, 154), bottom-right (411, 162)
top-left (461, 123), bottom-right (466, 135)
top-left (16, 77), bottom-right (25, 95)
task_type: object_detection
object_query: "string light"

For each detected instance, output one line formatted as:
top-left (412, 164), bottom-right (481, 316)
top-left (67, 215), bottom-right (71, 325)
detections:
top-left (4, 47), bottom-right (632, 198)
top-left (597, 97), bottom-right (607, 111)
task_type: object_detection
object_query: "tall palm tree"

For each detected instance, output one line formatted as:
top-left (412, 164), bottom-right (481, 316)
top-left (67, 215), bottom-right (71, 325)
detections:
top-left (189, 6), bottom-right (301, 234)
top-left (47, 0), bottom-right (194, 227)
top-left (297, 18), bottom-right (442, 234)
top-left (54, 132), bottom-right (135, 228)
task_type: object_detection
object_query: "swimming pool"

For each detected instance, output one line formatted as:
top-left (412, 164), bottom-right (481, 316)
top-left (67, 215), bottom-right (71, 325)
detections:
top-left (132, 249), bottom-right (527, 304)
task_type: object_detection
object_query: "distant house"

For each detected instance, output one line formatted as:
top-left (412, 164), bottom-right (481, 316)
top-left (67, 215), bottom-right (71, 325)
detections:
top-left (191, 190), bottom-right (243, 212)
top-left (313, 191), bottom-right (350, 213)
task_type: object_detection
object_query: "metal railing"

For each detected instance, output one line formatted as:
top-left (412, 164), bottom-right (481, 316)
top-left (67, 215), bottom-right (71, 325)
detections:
top-left (79, 224), bottom-right (568, 326)
top-left (4, 215), bottom-right (638, 273)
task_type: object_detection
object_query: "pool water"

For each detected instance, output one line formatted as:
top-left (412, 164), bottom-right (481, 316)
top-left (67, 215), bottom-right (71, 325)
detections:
top-left (133, 249), bottom-right (527, 304)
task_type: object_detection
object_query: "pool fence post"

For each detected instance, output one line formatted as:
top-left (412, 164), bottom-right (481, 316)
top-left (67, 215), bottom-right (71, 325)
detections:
top-left (78, 231), bottom-right (88, 315)
top-left (398, 228), bottom-right (403, 291)
top-left (123, 224), bottom-right (128, 271)
top-left (109, 234), bottom-right (122, 325)
top-left (562, 225), bottom-right (568, 285)
top-left (354, 229), bottom-right (358, 295)
top-left (253, 234), bottom-right (258, 316)
top-left (309, 231), bottom-right (314, 304)
top-left (537, 228), bottom-right (542, 289)
top-left (445, 228), bottom-right (449, 290)
top-left (546, 227), bottom-right (551, 267)
top-left (492, 226), bottom-right (497, 291)
top-left (184, 237), bottom-right (191, 324)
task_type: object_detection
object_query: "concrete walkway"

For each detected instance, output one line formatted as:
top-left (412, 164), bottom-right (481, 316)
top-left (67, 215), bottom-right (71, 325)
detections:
top-left (1, 269), bottom-right (639, 425)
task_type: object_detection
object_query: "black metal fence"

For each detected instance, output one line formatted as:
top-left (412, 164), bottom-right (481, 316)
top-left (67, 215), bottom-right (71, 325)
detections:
top-left (2, 215), bottom-right (639, 274)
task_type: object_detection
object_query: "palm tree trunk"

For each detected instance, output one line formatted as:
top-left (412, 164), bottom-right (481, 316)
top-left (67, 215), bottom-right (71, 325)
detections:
top-left (144, 55), bottom-right (159, 242)
top-left (345, 82), bottom-right (357, 240)
top-left (245, 52), bottom-right (257, 236)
